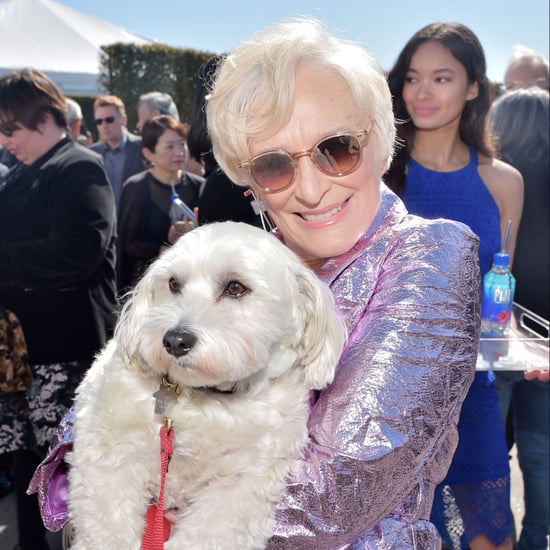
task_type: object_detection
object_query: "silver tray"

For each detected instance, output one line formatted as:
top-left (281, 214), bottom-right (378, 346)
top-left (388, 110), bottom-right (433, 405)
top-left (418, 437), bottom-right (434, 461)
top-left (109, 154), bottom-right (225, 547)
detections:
top-left (476, 302), bottom-right (549, 371)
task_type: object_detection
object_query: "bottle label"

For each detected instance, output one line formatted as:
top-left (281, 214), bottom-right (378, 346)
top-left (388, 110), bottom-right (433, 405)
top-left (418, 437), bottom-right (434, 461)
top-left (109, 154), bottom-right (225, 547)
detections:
top-left (481, 286), bottom-right (513, 324)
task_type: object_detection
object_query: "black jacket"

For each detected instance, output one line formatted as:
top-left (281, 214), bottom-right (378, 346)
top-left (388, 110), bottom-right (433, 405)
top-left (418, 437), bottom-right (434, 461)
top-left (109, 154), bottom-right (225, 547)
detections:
top-left (198, 167), bottom-right (262, 227)
top-left (116, 169), bottom-right (203, 292)
top-left (0, 137), bottom-right (117, 364)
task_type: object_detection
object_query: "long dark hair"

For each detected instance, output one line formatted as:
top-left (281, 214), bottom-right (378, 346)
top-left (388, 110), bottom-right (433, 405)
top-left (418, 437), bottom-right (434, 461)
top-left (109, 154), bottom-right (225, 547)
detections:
top-left (385, 22), bottom-right (494, 195)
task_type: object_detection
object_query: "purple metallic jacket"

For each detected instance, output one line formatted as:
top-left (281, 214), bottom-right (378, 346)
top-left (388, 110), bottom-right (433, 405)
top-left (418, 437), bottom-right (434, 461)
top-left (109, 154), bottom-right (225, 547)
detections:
top-left (266, 186), bottom-right (480, 548)
top-left (30, 185), bottom-right (480, 548)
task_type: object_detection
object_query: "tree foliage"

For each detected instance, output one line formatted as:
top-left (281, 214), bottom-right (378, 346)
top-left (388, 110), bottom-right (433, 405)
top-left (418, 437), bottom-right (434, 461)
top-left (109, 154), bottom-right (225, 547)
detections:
top-left (99, 43), bottom-right (214, 132)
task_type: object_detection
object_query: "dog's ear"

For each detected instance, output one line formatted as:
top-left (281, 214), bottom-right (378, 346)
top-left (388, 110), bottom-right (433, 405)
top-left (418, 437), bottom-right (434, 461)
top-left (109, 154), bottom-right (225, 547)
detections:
top-left (114, 266), bottom-right (156, 362)
top-left (294, 269), bottom-right (347, 390)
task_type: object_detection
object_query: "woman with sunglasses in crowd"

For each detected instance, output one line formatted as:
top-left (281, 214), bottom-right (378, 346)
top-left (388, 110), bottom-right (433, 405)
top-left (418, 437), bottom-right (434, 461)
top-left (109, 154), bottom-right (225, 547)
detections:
top-left (385, 23), bottom-right (524, 550)
top-left (204, 17), bottom-right (480, 547)
top-left (0, 68), bottom-right (117, 550)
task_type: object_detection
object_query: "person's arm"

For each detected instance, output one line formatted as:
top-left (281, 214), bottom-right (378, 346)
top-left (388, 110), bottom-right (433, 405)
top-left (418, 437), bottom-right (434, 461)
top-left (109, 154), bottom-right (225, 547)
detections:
top-left (267, 220), bottom-right (480, 547)
top-left (0, 158), bottom-right (115, 288)
top-left (118, 179), bottom-right (164, 260)
top-left (480, 158), bottom-right (524, 265)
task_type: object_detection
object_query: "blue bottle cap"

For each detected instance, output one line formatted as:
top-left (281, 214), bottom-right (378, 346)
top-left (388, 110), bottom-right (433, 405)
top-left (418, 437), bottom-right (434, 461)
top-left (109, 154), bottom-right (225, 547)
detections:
top-left (493, 252), bottom-right (510, 266)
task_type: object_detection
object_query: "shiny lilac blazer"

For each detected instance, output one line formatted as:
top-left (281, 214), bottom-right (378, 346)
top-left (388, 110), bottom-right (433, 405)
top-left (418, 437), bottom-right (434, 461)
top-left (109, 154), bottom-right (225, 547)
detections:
top-left (266, 185), bottom-right (480, 548)
top-left (30, 185), bottom-right (480, 548)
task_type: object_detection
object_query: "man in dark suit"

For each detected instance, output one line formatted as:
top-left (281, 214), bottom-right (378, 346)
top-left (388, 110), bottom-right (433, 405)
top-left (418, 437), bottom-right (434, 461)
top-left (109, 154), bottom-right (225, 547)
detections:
top-left (91, 95), bottom-right (146, 207)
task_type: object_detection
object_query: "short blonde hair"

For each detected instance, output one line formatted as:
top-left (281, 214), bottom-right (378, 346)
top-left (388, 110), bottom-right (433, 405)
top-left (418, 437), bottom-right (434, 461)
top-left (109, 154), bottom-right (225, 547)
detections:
top-left (206, 17), bottom-right (395, 185)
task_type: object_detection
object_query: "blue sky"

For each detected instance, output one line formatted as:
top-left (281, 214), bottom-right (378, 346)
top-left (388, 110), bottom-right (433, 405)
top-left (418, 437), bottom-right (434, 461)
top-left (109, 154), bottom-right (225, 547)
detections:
top-left (60, 0), bottom-right (548, 83)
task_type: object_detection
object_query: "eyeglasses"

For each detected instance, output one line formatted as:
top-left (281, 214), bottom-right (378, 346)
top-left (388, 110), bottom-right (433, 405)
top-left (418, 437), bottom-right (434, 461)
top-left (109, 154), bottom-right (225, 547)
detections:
top-left (0, 118), bottom-right (20, 137)
top-left (238, 128), bottom-right (372, 193)
top-left (94, 116), bottom-right (116, 126)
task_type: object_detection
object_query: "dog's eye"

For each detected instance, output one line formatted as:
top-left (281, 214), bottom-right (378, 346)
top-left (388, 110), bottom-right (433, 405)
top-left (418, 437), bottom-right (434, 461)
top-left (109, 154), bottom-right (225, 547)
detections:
top-left (168, 277), bottom-right (182, 294)
top-left (223, 280), bottom-right (249, 298)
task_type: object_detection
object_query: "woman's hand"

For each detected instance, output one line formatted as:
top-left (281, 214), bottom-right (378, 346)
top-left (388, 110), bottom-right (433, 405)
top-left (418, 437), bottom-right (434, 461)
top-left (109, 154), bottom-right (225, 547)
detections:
top-left (160, 221), bottom-right (194, 254)
top-left (167, 219), bottom-right (194, 245)
top-left (167, 207), bottom-right (199, 245)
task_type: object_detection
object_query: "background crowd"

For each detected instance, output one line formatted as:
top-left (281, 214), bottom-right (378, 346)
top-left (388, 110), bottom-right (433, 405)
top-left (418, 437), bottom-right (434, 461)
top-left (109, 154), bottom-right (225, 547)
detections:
top-left (0, 18), bottom-right (548, 550)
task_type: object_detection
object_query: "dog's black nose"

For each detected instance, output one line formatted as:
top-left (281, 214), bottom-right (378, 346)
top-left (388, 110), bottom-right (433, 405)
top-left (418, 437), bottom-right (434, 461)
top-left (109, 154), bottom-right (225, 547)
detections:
top-left (163, 329), bottom-right (197, 357)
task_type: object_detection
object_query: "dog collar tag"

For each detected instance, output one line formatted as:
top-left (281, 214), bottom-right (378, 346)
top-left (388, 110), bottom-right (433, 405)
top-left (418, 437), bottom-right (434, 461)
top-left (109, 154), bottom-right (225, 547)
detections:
top-left (153, 384), bottom-right (178, 417)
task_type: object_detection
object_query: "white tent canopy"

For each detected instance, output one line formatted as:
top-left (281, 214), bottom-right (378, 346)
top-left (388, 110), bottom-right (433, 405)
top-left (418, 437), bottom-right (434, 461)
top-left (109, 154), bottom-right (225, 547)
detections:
top-left (0, 0), bottom-right (153, 96)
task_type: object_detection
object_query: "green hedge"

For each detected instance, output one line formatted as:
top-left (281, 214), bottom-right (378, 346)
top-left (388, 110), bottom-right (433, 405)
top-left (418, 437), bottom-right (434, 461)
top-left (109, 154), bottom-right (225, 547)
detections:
top-left (99, 42), bottom-right (214, 133)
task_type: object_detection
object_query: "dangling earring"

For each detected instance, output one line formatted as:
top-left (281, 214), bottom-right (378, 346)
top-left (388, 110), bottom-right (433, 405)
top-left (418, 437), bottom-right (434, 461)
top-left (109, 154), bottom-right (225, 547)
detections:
top-left (244, 188), bottom-right (274, 232)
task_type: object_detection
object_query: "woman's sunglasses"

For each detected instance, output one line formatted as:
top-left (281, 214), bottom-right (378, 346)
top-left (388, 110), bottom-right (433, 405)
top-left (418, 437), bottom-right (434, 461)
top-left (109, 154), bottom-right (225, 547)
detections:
top-left (238, 128), bottom-right (372, 193)
top-left (0, 119), bottom-right (19, 137)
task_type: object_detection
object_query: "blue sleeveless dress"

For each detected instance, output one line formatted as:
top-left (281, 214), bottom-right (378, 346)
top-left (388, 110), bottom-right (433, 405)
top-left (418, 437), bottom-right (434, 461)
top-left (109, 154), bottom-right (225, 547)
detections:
top-left (402, 148), bottom-right (512, 549)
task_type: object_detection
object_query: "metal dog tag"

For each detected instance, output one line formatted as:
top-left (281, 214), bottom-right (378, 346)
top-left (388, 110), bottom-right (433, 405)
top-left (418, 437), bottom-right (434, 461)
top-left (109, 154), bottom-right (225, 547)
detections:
top-left (153, 384), bottom-right (178, 416)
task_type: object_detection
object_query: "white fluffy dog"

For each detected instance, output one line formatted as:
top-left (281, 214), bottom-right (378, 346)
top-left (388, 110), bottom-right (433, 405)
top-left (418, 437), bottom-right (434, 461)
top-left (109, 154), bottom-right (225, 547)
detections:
top-left (68, 221), bottom-right (347, 549)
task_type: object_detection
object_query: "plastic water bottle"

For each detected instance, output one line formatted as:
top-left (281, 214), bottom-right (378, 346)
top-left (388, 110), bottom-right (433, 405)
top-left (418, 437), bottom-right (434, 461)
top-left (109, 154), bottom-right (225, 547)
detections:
top-left (169, 191), bottom-right (195, 224)
top-left (480, 251), bottom-right (516, 337)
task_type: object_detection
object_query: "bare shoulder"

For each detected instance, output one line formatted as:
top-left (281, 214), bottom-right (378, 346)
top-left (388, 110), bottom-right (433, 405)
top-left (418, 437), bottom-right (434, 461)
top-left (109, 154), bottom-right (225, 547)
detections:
top-left (478, 154), bottom-right (523, 201)
top-left (477, 154), bottom-right (524, 259)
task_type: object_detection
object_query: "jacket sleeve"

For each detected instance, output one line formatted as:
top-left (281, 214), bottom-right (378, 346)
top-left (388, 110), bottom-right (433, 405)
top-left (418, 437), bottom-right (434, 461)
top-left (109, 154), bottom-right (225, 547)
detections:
top-left (118, 177), bottom-right (165, 261)
top-left (116, 175), bottom-right (166, 291)
top-left (267, 220), bottom-right (480, 547)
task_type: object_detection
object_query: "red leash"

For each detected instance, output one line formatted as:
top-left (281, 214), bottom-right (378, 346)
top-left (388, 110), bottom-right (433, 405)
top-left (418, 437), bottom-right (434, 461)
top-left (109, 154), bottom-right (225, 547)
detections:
top-left (141, 420), bottom-right (174, 550)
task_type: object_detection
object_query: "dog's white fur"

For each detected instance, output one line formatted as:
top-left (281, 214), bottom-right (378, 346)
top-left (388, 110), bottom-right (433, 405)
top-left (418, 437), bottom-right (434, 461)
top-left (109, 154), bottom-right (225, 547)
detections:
top-left (68, 221), bottom-right (347, 549)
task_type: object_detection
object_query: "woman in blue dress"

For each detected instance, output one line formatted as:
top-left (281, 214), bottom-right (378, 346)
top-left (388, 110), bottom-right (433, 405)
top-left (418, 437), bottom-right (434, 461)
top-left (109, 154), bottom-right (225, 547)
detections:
top-left (385, 22), bottom-right (523, 550)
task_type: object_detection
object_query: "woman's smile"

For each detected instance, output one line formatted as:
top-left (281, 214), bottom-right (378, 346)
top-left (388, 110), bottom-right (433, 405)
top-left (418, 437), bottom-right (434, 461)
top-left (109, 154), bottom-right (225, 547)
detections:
top-left (297, 197), bottom-right (350, 225)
